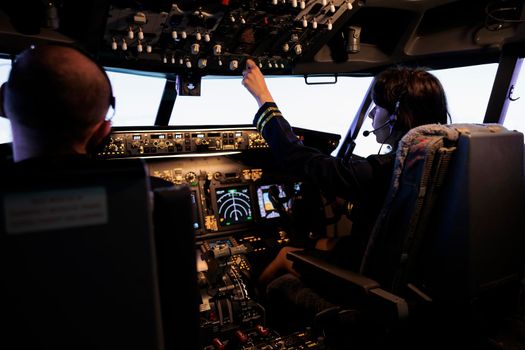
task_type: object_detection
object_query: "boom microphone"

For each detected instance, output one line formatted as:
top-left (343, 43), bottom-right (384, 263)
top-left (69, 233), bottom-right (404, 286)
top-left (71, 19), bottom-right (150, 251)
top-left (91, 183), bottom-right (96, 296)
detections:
top-left (362, 119), bottom-right (393, 137)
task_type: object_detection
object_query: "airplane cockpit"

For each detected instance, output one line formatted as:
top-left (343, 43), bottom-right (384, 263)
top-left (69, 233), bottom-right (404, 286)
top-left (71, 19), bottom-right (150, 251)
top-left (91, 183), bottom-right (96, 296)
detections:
top-left (0, 1), bottom-right (524, 349)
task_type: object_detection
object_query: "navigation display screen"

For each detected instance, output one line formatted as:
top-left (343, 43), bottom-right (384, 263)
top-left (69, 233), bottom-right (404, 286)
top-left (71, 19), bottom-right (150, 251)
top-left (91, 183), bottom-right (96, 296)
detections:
top-left (215, 186), bottom-right (253, 226)
top-left (256, 184), bottom-right (289, 220)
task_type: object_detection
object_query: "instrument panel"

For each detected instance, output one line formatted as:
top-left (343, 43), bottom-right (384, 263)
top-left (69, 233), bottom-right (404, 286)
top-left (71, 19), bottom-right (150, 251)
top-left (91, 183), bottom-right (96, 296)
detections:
top-left (96, 126), bottom-right (269, 158)
top-left (97, 125), bottom-right (340, 348)
top-left (146, 154), bottom-right (300, 238)
top-left (99, 0), bottom-right (359, 75)
top-left (97, 125), bottom-right (339, 240)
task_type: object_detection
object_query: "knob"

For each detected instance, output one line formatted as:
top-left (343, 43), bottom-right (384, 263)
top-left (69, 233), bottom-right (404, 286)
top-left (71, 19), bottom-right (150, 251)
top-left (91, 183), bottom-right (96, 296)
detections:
top-left (294, 44), bottom-right (302, 55)
top-left (213, 44), bottom-right (222, 55)
top-left (255, 325), bottom-right (269, 337)
top-left (195, 32), bottom-right (202, 41)
top-left (185, 172), bottom-right (197, 183)
top-left (171, 30), bottom-right (178, 39)
top-left (229, 59), bottom-right (239, 70)
top-left (181, 31), bottom-right (187, 39)
top-left (191, 43), bottom-right (200, 55)
top-left (212, 338), bottom-right (225, 350)
top-left (198, 58), bottom-right (207, 68)
top-left (234, 330), bottom-right (248, 343)
top-left (128, 28), bottom-right (134, 40)
top-left (137, 28), bottom-right (144, 40)
top-left (146, 45), bottom-right (152, 53)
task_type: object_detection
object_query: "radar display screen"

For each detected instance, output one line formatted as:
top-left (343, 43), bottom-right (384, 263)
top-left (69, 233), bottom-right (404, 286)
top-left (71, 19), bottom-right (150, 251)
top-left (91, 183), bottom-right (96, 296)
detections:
top-left (256, 184), bottom-right (289, 220)
top-left (215, 186), bottom-right (253, 226)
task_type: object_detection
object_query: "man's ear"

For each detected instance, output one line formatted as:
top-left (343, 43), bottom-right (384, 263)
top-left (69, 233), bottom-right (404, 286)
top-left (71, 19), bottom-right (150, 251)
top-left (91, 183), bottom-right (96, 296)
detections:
top-left (0, 83), bottom-right (6, 118)
top-left (86, 120), bottom-right (112, 155)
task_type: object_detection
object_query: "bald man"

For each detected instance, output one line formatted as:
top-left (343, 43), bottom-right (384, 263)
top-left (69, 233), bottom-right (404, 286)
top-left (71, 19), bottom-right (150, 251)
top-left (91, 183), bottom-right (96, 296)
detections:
top-left (0, 44), bottom-right (113, 162)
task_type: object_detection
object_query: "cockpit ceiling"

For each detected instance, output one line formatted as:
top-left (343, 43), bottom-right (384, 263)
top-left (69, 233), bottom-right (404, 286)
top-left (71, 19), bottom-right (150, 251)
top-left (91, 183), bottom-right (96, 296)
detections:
top-left (0, 0), bottom-right (523, 76)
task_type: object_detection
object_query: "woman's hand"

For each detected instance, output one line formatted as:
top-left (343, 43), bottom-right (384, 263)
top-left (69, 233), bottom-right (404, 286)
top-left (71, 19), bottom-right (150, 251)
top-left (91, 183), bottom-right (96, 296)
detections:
top-left (242, 59), bottom-right (275, 108)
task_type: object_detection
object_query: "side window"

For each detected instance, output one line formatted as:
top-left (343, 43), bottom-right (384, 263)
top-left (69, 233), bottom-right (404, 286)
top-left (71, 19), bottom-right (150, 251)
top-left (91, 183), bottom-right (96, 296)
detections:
top-left (0, 58), bottom-right (12, 144)
top-left (503, 58), bottom-right (525, 135)
top-left (432, 64), bottom-right (498, 124)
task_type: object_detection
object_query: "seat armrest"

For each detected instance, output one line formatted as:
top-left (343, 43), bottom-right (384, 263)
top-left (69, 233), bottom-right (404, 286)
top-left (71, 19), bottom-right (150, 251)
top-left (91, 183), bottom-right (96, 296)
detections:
top-left (287, 250), bottom-right (409, 322)
top-left (288, 250), bottom-right (380, 293)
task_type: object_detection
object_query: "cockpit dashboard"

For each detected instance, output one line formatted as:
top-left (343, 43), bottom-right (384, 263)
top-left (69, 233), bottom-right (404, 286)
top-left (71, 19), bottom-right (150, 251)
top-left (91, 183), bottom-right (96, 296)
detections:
top-left (97, 125), bottom-right (339, 241)
top-left (96, 125), bottom-right (340, 348)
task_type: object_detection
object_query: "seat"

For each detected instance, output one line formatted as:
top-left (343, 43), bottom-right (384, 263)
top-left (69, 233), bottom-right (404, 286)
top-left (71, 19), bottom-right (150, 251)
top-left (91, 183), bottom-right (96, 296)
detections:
top-left (153, 186), bottom-right (200, 350)
top-left (0, 157), bottom-right (198, 350)
top-left (287, 123), bottom-right (525, 349)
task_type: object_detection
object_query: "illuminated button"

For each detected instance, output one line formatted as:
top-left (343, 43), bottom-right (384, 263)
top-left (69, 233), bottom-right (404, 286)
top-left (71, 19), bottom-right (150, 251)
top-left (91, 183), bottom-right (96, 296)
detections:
top-left (256, 325), bottom-right (269, 336)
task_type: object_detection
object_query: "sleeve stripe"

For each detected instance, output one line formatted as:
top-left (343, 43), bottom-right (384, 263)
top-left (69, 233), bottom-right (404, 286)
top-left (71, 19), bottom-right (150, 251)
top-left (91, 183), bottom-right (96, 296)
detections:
top-left (259, 112), bottom-right (283, 133)
top-left (256, 107), bottom-right (279, 131)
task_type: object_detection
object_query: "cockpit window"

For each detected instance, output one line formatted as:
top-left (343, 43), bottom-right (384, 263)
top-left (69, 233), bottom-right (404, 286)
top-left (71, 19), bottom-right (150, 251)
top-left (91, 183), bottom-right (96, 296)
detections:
top-left (431, 63), bottom-right (498, 124)
top-left (0, 58), bottom-right (11, 144)
top-left (503, 58), bottom-right (525, 135)
top-left (107, 71), bottom-right (166, 126)
top-left (0, 60), bottom-right (515, 153)
top-left (170, 75), bottom-right (373, 156)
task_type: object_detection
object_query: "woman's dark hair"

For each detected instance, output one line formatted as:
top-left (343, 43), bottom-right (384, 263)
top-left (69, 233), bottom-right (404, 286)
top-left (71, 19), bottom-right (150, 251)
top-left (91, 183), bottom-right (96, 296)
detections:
top-left (371, 66), bottom-right (448, 133)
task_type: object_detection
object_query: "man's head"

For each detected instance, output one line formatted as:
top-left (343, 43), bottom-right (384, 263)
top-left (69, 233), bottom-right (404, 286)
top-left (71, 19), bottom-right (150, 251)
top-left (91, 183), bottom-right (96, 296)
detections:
top-left (0, 44), bottom-right (113, 161)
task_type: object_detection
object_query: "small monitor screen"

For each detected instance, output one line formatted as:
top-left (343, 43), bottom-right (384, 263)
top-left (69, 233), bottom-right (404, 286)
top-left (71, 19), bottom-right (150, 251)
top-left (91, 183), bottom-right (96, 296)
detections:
top-left (256, 184), bottom-right (289, 220)
top-left (215, 186), bottom-right (253, 226)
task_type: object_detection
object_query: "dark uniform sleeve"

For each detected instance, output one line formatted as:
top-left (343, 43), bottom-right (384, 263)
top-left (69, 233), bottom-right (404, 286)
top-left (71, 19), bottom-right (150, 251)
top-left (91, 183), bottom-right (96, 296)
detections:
top-left (253, 102), bottom-right (390, 202)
